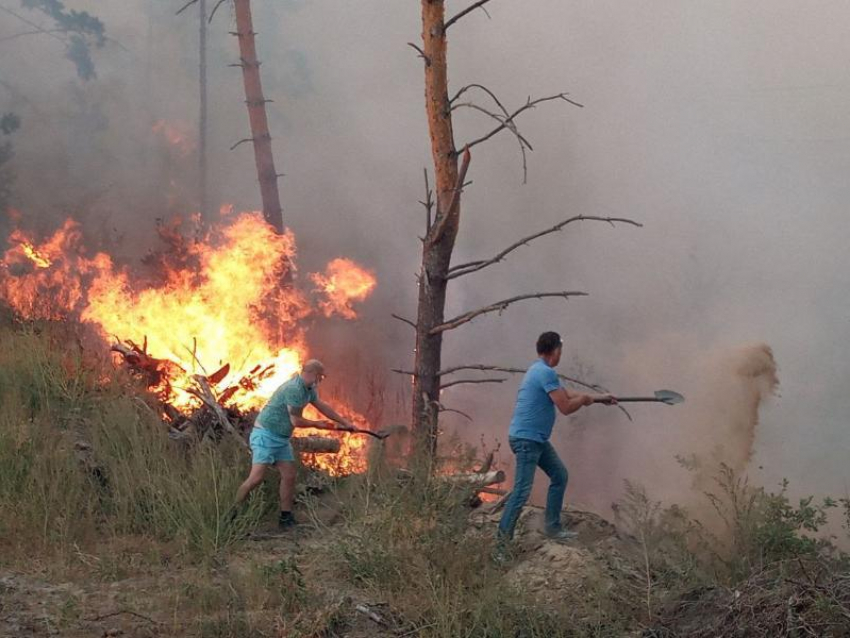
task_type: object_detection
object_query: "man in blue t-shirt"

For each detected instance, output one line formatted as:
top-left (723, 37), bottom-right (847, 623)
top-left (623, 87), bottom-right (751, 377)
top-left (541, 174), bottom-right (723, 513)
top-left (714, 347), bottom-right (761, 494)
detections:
top-left (497, 332), bottom-right (615, 541)
top-left (233, 359), bottom-right (356, 529)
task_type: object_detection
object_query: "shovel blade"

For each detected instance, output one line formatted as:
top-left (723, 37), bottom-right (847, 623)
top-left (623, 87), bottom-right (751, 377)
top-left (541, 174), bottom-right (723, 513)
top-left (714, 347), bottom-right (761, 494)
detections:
top-left (655, 389), bottom-right (684, 405)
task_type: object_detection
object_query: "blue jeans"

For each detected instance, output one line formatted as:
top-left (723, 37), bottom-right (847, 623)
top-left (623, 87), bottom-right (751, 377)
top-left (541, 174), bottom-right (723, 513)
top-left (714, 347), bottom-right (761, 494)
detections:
top-left (497, 437), bottom-right (568, 539)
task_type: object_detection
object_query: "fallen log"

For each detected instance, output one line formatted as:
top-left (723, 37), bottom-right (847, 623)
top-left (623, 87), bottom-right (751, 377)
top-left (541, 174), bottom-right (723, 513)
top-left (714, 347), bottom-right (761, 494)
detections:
top-left (291, 436), bottom-right (341, 454)
top-left (443, 469), bottom-right (506, 487)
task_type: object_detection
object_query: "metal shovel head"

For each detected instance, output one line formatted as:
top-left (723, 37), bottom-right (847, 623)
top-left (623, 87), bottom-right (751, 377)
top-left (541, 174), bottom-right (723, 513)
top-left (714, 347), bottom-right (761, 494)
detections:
top-left (655, 390), bottom-right (684, 405)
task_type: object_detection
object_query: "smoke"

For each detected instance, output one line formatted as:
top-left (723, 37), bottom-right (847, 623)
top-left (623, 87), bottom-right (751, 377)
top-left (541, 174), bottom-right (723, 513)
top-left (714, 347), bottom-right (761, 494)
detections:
top-left (2, 1), bottom-right (849, 514)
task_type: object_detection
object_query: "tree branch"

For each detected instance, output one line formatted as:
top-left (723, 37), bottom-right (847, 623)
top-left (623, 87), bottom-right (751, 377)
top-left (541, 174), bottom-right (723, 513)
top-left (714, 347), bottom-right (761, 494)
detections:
top-left (406, 42), bottom-right (430, 66)
top-left (420, 167), bottom-right (434, 233)
top-left (436, 404), bottom-right (473, 421)
top-left (427, 146), bottom-right (471, 246)
top-left (229, 136), bottom-right (254, 150)
top-left (454, 101), bottom-right (532, 182)
top-left (462, 93), bottom-right (583, 153)
top-left (391, 313), bottom-right (417, 330)
top-left (430, 291), bottom-right (586, 335)
top-left (209, 0), bottom-right (228, 22)
top-left (436, 364), bottom-right (633, 421)
top-left (176, 0), bottom-right (199, 15)
top-left (439, 377), bottom-right (507, 390)
top-left (447, 215), bottom-right (643, 279)
top-left (444, 0), bottom-right (494, 31)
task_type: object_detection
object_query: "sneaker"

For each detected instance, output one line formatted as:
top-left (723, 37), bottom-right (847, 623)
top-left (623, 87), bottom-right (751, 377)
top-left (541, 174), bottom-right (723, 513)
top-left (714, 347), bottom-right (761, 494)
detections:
top-left (544, 527), bottom-right (578, 541)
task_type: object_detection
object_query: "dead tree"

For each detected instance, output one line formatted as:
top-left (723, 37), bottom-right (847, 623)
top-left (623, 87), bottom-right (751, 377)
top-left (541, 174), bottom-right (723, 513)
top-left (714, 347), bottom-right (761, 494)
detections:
top-left (198, 0), bottom-right (209, 222)
top-left (404, 1), bottom-right (641, 459)
top-left (178, 0), bottom-right (284, 233)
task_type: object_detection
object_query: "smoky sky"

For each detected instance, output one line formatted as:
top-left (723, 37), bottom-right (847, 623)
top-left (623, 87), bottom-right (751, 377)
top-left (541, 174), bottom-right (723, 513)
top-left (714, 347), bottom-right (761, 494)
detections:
top-left (2, 1), bottom-right (849, 511)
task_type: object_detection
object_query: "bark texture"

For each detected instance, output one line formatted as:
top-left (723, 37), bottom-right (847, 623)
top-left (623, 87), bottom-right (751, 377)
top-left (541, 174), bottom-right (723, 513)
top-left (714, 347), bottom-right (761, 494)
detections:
top-left (233, 0), bottom-right (283, 232)
top-left (413, 0), bottom-right (462, 457)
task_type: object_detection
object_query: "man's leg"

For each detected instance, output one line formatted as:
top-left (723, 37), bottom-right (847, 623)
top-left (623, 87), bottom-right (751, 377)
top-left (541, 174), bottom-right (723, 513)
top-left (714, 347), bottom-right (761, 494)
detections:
top-left (497, 439), bottom-right (542, 540)
top-left (275, 460), bottom-right (297, 513)
top-left (537, 441), bottom-right (569, 535)
top-left (235, 464), bottom-right (268, 504)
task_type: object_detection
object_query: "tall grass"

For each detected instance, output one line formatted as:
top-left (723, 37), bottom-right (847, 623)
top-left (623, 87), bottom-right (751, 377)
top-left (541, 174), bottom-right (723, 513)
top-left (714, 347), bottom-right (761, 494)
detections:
top-left (0, 320), bottom-right (263, 563)
top-left (324, 453), bottom-right (633, 637)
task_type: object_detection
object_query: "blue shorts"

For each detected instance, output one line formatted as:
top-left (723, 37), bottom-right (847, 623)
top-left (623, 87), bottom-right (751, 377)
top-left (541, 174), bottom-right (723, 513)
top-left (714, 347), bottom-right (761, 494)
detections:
top-left (249, 427), bottom-right (294, 464)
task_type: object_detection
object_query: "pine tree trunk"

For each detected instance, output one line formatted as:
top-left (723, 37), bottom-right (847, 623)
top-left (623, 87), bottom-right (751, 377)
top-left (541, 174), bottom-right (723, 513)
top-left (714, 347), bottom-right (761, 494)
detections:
top-left (412, 0), bottom-right (461, 459)
top-left (198, 0), bottom-right (209, 224)
top-left (233, 0), bottom-right (283, 233)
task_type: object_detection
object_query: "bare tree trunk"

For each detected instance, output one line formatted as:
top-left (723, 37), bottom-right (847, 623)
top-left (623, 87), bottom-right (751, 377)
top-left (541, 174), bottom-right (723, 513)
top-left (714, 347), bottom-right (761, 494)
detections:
top-left (233, 0), bottom-right (283, 233)
top-left (198, 0), bottom-right (209, 224)
top-left (412, 0), bottom-right (461, 458)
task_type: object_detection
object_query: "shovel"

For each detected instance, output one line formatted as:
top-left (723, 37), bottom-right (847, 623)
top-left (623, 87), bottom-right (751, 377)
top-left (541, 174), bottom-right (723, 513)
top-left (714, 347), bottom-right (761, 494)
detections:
top-left (593, 389), bottom-right (684, 406)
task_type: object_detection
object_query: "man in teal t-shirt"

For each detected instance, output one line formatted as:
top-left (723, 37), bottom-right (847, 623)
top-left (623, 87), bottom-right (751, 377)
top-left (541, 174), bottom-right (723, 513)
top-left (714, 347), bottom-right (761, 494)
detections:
top-left (497, 332), bottom-right (615, 542)
top-left (233, 359), bottom-right (355, 529)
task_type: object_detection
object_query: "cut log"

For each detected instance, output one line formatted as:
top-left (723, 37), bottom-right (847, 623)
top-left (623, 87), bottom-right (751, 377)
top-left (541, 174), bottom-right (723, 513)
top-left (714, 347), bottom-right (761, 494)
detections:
top-left (291, 436), bottom-right (341, 454)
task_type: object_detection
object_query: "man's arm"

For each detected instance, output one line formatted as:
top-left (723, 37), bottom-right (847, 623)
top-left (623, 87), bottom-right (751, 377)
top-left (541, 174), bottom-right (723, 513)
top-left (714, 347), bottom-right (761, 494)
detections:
top-left (549, 388), bottom-right (617, 416)
top-left (287, 405), bottom-right (337, 430)
top-left (310, 399), bottom-right (356, 430)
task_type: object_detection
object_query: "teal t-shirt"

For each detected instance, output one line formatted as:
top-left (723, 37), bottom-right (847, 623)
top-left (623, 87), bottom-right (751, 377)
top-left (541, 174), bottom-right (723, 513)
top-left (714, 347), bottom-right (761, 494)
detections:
top-left (255, 374), bottom-right (318, 438)
top-left (508, 359), bottom-right (562, 443)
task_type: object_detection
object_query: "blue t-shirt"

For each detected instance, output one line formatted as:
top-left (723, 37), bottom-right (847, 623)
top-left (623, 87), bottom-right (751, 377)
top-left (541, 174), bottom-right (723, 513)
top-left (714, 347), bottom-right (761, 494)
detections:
top-left (255, 374), bottom-right (319, 439)
top-left (508, 359), bottom-right (562, 442)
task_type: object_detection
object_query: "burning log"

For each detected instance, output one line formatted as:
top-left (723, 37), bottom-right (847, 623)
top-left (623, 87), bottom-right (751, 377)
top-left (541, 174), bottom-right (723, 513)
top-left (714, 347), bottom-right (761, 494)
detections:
top-left (291, 436), bottom-right (341, 454)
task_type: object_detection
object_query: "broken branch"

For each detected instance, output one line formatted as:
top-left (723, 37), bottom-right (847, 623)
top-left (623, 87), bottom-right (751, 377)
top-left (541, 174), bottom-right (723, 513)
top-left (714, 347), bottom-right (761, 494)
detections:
top-left (448, 215), bottom-right (643, 279)
top-left (430, 291), bottom-right (587, 335)
top-left (427, 146), bottom-right (471, 246)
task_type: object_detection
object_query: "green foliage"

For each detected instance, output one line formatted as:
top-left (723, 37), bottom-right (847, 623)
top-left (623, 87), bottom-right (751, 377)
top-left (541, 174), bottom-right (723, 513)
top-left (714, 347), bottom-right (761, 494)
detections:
top-left (702, 464), bottom-right (837, 582)
top-left (19, 0), bottom-right (105, 80)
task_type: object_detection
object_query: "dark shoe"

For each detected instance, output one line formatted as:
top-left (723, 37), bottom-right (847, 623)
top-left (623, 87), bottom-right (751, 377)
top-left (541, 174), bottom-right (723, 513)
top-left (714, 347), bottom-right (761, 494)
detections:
top-left (544, 527), bottom-right (578, 541)
top-left (278, 512), bottom-right (297, 530)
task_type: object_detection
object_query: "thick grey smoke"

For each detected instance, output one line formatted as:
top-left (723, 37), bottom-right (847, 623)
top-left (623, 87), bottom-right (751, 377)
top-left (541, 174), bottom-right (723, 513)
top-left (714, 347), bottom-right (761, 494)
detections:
top-left (2, 1), bottom-right (849, 513)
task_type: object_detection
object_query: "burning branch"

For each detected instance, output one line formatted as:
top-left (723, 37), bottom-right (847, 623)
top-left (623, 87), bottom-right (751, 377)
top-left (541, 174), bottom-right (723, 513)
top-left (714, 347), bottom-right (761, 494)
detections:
top-left (429, 291), bottom-right (587, 335)
top-left (186, 375), bottom-right (248, 449)
top-left (447, 215), bottom-right (642, 279)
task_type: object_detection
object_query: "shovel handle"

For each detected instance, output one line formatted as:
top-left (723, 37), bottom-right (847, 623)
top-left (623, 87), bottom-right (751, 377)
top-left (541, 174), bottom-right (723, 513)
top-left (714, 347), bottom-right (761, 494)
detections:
top-left (595, 397), bottom-right (664, 403)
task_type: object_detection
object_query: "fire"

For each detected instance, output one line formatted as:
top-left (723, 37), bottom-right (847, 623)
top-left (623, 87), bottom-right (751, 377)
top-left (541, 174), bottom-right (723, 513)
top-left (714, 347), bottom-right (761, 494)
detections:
top-left (311, 257), bottom-right (377, 320)
top-left (20, 243), bottom-right (51, 268)
top-left (1, 211), bottom-right (377, 476)
top-left (152, 119), bottom-right (196, 157)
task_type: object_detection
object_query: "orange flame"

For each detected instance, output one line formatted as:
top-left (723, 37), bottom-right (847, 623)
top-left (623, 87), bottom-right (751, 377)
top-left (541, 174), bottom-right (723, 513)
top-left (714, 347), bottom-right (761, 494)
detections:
top-left (1, 212), bottom-right (377, 476)
top-left (312, 257), bottom-right (377, 320)
top-left (152, 120), bottom-right (196, 157)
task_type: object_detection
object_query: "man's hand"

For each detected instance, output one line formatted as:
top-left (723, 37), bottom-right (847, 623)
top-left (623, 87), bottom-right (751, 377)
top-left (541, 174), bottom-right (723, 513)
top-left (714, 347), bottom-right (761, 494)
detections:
top-left (595, 393), bottom-right (618, 405)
